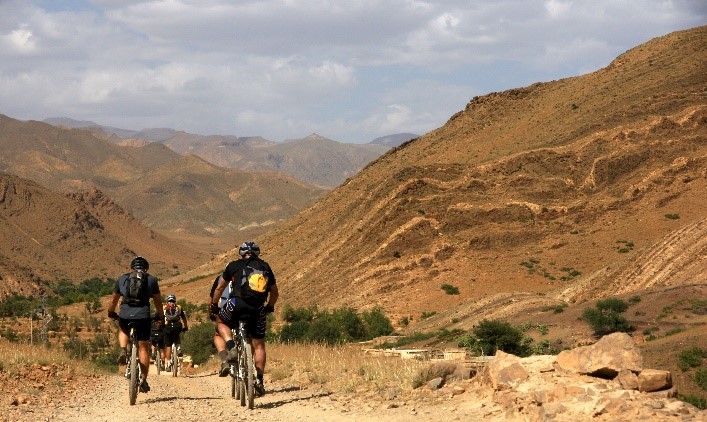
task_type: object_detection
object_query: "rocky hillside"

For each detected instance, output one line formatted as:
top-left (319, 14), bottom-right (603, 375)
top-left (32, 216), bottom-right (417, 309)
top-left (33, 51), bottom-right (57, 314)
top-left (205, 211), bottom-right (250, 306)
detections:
top-left (0, 173), bottom-right (205, 298)
top-left (165, 27), bottom-right (706, 328)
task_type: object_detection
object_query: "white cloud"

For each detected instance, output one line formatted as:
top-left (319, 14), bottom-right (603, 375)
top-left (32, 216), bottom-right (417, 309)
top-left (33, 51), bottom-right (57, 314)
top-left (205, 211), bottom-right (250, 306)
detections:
top-left (6, 27), bottom-right (36, 53)
top-left (0, 0), bottom-right (703, 142)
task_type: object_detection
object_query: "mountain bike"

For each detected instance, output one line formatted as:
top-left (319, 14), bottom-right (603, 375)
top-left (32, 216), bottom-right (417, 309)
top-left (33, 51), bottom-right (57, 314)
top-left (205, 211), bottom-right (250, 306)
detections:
top-left (230, 320), bottom-right (256, 409)
top-left (125, 324), bottom-right (141, 406)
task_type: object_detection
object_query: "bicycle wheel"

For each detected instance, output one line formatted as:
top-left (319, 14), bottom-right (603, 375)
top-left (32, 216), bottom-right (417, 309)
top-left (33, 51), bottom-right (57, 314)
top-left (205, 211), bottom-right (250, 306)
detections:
top-left (243, 337), bottom-right (255, 409)
top-left (237, 352), bottom-right (245, 406)
top-left (129, 342), bottom-right (139, 405)
top-left (155, 348), bottom-right (162, 375)
top-left (171, 343), bottom-right (178, 377)
top-left (231, 364), bottom-right (236, 399)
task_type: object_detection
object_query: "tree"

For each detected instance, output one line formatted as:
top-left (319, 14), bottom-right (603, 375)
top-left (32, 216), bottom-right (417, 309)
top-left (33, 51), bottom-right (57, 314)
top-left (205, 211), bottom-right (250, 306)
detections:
top-left (472, 319), bottom-right (531, 357)
top-left (582, 298), bottom-right (632, 335)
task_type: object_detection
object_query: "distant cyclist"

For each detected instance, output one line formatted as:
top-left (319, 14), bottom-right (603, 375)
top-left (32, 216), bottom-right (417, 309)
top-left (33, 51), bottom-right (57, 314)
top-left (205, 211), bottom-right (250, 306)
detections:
top-left (211, 241), bottom-right (278, 396)
top-left (107, 256), bottom-right (163, 393)
top-left (163, 294), bottom-right (189, 372)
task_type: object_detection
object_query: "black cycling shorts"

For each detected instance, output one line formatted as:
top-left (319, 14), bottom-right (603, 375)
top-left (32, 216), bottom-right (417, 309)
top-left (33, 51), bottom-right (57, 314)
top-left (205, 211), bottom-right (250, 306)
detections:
top-left (219, 297), bottom-right (267, 339)
top-left (119, 318), bottom-right (151, 342)
top-left (164, 322), bottom-right (182, 345)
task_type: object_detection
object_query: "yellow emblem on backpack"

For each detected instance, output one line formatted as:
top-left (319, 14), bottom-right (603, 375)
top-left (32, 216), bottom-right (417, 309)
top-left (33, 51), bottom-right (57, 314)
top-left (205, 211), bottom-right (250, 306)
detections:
top-left (248, 273), bottom-right (268, 293)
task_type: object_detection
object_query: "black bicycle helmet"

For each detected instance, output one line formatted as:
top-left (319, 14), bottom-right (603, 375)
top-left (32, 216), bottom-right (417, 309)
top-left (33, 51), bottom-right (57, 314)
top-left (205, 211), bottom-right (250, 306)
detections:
top-left (238, 241), bottom-right (260, 257)
top-left (130, 256), bottom-right (149, 271)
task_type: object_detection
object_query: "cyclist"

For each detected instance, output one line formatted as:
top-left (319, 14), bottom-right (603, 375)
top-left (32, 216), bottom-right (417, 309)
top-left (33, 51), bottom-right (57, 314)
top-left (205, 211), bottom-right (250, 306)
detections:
top-left (211, 241), bottom-right (278, 396)
top-left (163, 294), bottom-right (189, 372)
top-left (107, 256), bottom-right (163, 394)
top-left (150, 312), bottom-right (165, 370)
top-left (209, 274), bottom-right (230, 377)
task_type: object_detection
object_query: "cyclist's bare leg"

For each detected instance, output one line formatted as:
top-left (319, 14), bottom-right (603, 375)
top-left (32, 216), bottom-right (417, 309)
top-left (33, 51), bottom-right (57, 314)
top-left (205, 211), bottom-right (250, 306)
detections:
top-left (215, 317), bottom-right (234, 342)
top-left (252, 338), bottom-right (266, 375)
top-left (138, 340), bottom-right (150, 379)
top-left (214, 330), bottom-right (228, 363)
top-left (117, 328), bottom-right (129, 349)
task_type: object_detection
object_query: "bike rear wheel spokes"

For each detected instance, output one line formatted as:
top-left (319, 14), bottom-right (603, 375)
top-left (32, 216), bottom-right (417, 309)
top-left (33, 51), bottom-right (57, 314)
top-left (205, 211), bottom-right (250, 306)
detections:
top-left (243, 335), bottom-right (255, 409)
top-left (171, 343), bottom-right (178, 377)
top-left (128, 339), bottom-right (139, 405)
top-left (156, 349), bottom-right (161, 375)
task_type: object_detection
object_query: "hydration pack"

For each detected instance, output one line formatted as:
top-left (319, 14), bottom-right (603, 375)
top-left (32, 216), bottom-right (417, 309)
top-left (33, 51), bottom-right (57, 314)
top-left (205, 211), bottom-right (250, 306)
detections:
top-left (125, 270), bottom-right (148, 306)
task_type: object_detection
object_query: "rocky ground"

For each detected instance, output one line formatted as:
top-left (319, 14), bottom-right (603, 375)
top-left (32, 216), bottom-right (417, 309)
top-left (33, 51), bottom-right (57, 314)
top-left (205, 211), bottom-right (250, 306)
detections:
top-left (4, 334), bottom-right (707, 422)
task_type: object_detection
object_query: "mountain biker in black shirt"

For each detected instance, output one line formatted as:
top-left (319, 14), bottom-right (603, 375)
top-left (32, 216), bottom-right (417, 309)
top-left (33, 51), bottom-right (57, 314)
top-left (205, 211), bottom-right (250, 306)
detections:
top-left (211, 241), bottom-right (278, 396)
top-left (107, 256), bottom-right (163, 394)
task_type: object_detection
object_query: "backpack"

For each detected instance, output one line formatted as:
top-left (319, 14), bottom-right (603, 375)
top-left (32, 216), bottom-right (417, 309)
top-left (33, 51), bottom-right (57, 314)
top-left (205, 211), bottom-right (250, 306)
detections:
top-left (164, 303), bottom-right (181, 322)
top-left (231, 260), bottom-right (270, 305)
top-left (125, 270), bottom-right (148, 306)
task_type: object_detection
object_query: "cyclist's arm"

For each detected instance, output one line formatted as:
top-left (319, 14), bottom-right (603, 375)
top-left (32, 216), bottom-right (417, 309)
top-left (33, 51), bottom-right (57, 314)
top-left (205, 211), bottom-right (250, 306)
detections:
top-left (267, 283), bottom-right (279, 308)
top-left (211, 276), bottom-right (229, 306)
top-left (180, 309), bottom-right (188, 329)
top-left (153, 293), bottom-right (165, 320)
top-left (107, 291), bottom-right (121, 314)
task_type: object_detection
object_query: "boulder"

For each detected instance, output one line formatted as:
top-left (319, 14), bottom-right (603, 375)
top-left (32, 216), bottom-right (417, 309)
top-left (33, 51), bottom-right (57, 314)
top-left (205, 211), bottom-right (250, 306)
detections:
top-left (637, 369), bottom-right (672, 392)
top-left (555, 332), bottom-right (642, 377)
top-left (488, 351), bottom-right (528, 390)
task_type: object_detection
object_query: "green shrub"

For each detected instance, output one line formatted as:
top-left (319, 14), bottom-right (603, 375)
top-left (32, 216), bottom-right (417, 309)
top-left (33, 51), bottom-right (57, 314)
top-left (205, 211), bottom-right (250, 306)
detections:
top-left (182, 323), bottom-right (217, 365)
top-left (277, 306), bottom-right (393, 345)
top-left (441, 284), bottom-right (460, 295)
top-left (361, 307), bottom-right (394, 338)
top-left (665, 213), bottom-right (680, 220)
top-left (376, 332), bottom-right (435, 349)
top-left (420, 311), bottom-right (436, 319)
top-left (678, 394), bottom-right (707, 410)
top-left (282, 304), bottom-right (317, 323)
top-left (695, 368), bottom-right (707, 391)
top-left (473, 319), bottom-right (531, 357)
top-left (678, 347), bottom-right (706, 371)
top-left (581, 298), bottom-right (632, 335)
top-left (279, 320), bottom-right (310, 342)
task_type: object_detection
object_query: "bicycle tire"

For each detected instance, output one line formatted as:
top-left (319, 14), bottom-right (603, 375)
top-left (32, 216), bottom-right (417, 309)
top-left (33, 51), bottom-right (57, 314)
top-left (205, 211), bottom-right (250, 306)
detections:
top-left (171, 343), bottom-right (178, 377)
top-left (129, 342), bottom-right (139, 405)
top-left (155, 347), bottom-right (162, 375)
top-left (231, 365), bottom-right (236, 399)
top-left (243, 336), bottom-right (255, 409)
top-left (238, 353), bottom-right (246, 406)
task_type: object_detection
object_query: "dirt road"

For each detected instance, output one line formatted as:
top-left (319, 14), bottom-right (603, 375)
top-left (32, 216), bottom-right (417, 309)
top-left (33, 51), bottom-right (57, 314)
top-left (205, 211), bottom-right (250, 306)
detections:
top-left (7, 366), bottom-right (496, 422)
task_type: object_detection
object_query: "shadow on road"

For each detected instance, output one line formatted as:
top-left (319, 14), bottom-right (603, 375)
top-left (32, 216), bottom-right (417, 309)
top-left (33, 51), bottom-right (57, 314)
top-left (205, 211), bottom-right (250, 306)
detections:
top-left (141, 395), bottom-right (223, 404)
top-left (256, 391), bottom-right (331, 409)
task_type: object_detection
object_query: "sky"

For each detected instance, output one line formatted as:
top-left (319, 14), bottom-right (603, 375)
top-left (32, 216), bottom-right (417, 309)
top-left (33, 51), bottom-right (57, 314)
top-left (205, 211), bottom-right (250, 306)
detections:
top-left (1, 1), bottom-right (705, 143)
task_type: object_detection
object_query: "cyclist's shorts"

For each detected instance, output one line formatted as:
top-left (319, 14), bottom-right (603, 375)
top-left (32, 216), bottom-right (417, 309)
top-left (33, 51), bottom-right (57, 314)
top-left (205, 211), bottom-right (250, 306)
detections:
top-left (151, 330), bottom-right (165, 348)
top-left (164, 322), bottom-right (182, 345)
top-left (219, 297), bottom-right (267, 339)
top-left (119, 318), bottom-right (151, 341)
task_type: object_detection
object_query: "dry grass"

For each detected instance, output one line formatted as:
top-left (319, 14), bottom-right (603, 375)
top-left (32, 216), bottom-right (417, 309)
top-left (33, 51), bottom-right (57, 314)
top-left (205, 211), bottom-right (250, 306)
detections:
top-left (0, 339), bottom-right (81, 374)
top-left (265, 342), bottom-right (429, 394)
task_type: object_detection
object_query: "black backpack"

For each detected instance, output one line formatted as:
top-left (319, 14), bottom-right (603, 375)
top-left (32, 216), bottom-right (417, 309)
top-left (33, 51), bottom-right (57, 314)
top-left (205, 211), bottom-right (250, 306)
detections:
top-left (125, 270), bottom-right (148, 306)
top-left (231, 260), bottom-right (270, 306)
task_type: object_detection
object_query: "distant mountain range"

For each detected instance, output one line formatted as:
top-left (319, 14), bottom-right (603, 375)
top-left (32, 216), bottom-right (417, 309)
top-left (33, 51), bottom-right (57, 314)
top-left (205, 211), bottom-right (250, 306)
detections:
top-left (43, 117), bottom-right (418, 187)
top-left (0, 114), bottom-right (327, 240)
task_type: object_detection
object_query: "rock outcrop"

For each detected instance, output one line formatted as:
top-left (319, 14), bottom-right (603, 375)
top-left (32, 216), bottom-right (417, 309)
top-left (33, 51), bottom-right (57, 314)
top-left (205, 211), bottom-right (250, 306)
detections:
top-left (469, 333), bottom-right (701, 421)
